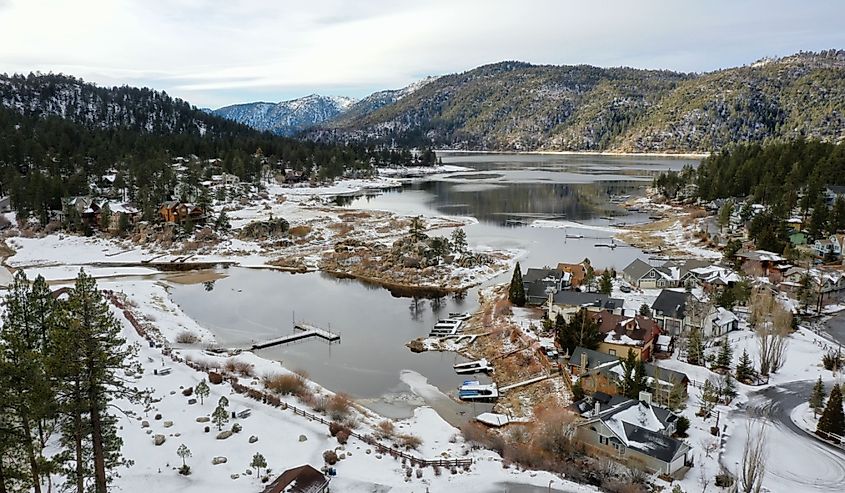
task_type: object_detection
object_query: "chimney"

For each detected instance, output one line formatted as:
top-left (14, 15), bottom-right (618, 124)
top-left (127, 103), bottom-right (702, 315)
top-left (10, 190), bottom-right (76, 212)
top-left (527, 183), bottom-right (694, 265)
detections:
top-left (638, 390), bottom-right (653, 405)
top-left (593, 401), bottom-right (601, 416)
top-left (580, 351), bottom-right (588, 373)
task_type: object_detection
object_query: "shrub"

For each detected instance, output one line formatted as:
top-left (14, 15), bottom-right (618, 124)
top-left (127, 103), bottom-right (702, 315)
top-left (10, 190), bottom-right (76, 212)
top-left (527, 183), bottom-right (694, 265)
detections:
top-left (322, 450), bottom-right (338, 465)
top-left (224, 359), bottom-right (255, 377)
top-left (376, 420), bottom-right (395, 439)
top-left (208, 372), bottom-right (223, 385)
top-left (312, 395), bottom-right (329, 413)
top-left (336, 430), bottom-right (350, 445)
top-left (178, 464), bottom-right (191, 476)
top-left (175, 331), bottom-right (199, 344)
top-left (327, 393), bottom-right (352, 420)
top-left (399, 434), bottom-right (422, 450)
top-left (288, 225), bottom-right (312, 237)
top-left (232, 423), bottom-right (242, 433)
top-left (675, 416), bottom-right (690, 437)
top-left (329, 422), bottom-right (344, 437)
top-left (822, 351), bottom-right (843, 371)
top-left (263, 373), bottom-right (307, 396)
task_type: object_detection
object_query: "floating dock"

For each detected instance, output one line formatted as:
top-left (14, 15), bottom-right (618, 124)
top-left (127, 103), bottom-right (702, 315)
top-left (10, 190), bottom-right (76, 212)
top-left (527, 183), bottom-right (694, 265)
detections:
top-left (429, 318), bottom-right (464, 337)
top-left (252, 323), bottom-right (340, 350)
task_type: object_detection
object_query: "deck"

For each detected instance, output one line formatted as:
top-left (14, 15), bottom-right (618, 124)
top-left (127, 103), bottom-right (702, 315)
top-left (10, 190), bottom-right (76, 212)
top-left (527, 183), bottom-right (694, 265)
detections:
top-left (251, 323), bottom-right (340, 350)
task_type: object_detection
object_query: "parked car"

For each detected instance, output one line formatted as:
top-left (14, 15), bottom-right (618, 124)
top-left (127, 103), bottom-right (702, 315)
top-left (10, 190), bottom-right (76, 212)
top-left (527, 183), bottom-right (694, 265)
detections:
top-left (619, 284), bottom-right (632, 293)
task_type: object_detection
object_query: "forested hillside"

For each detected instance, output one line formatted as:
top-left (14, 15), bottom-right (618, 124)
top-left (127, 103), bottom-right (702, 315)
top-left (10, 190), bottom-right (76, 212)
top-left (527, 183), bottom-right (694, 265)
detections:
top-left (310, 51), bottom-right (845, 153)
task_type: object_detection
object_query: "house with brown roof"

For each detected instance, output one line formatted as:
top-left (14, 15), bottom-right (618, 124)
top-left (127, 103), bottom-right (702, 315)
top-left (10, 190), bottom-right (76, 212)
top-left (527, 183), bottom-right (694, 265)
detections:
top-left (557, 262), bottom-right (588, 288)
top-left (587, 312), bottom-right (661, 361)
top-left (159, 201), bottom-right (205, 224)
top-left (262, 464), bottom-right (330, 493)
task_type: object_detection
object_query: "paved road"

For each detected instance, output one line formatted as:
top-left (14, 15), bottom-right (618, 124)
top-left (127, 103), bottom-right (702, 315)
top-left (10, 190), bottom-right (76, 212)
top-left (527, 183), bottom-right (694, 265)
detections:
top-left (822, 311), bottom-right (845, 347)
top-left (731, 381), bottom-right (845, 492)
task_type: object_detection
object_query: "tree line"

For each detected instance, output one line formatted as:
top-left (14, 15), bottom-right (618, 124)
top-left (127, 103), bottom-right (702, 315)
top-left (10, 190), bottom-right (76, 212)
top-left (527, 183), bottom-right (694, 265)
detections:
top-left (0, 270), bottom-right (142, 493)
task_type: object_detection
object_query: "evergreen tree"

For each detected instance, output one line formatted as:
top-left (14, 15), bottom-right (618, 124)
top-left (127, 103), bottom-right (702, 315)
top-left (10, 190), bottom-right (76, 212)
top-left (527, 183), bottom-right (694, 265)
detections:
top-left (810, 376), bottom-right (826, 418)
top-left (735, 349), bottom-right (754, 383)
top-left (699, 379), bottom-right (719, 416)
top-left (212, 398), bottom-right (229, 431)
top-left (50, 270), bottom-right (143, 493)
top-left (639, 303), bottom-right (651, 317)
top-left (176, 444), bottom-right (192, 474)
top-left (619, 349), bottom-right (648, 399)
top-left (508, 262), bottom-right (526, 307)
top-left (408, 216), bottom-right (425, 242)
top-left (214, 211), bottom-right (231, 232)
top-left (716, 340), bottom-right (733, 370)
top-left (450, 228), bottom-right (468, 254)
top-left (98, 204), bottom-right (111, 231)
top-left (598, 270), bottom-right (613, 295)
top-left (250, 452), bottom-right (267, 476)
top-left (685, 329), bottom-right (704, 366)
top-left (720, 373), bottom-right (737, 403)
top-left (557, 309), bottom-right (603, 355)
top-left (195, 379), bottom-right (210, 405)
top-left (117, 212), bottom-right (131, 236)
top-left (817, 383), bottom-right (845, 442)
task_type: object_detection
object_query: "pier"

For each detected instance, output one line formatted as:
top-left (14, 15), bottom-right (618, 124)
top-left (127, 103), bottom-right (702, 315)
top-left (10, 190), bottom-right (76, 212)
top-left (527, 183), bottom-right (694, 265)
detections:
top-left (251, 323), bottom-right (340, 350)
top-left (498, 374), bottom-right (553, 393)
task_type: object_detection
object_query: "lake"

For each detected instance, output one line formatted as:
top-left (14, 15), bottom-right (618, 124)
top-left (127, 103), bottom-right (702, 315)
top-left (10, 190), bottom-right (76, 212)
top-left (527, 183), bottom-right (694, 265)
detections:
top-left (170, 152), bottom-right (698, 425)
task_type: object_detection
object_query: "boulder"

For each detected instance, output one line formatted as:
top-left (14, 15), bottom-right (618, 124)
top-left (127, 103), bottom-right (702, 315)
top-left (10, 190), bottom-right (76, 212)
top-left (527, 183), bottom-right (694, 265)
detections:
top-left (153, 435), bottom-right (166, 446)
top-left (230, 474), bottom-right (240, 480)
top-left (196, 416), bottom-right (210, 423)
top-left (154, 413), bottom-right (162, 420)
top-left (298, 434), bottom-right (307, 442)
top-left (216, 430), bottom-right (233, 440)
top-left (187, 398), bottom-right (197, 405)
top-left (249, 435), bottom-right (258, 444)
top-left (163, 421), bottom-right (173, 428)
top-left (212, 456), bottom-right (228, 465)
top-left (182, 387), bottom-right (193, 396)
top-left (141, 421), bottom-right (150, 428)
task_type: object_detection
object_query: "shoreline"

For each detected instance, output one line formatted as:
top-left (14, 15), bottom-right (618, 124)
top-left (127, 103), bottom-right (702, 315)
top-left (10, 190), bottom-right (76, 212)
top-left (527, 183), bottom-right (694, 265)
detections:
top-left (437, 148), bottom-right (709, 159)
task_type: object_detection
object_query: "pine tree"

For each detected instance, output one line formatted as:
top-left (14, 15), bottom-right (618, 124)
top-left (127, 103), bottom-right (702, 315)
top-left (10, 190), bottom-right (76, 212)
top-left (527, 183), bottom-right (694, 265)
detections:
top-left (408, 216), bottom-right (425, 242)
top-left (450, 228), bottom-right (468, 254)
top-left (639, 304), bottom-right (651, 317)
top-left (810, 377), bottom-right (826, 418)
top-left (686, 329), bottom-right (704, 366)
top-left (817, 383), bottom-right (845, 442)
top-left (557, 308), bottom-right (602, 355)
top-left (176, 444), bottom-right (192, 474)
top-left (214, 211), bottom-right (230, 232)
top-left (250, 452), bottom-right (267, 476)
top-left (117, 212), bottom-right (131, 235)
top-left (212, 398), bottom-right (229, 431)
top-left (699, 379), bottom-right (719, 416)
top-left (736, 349), bottom-right (754, 383)
top-left (620, 349), bottom-right (648, 399)
top-left (195, 379), bottom-right (210, 405)
top-left (598, 270), bottom-right (613, 295)
top-left (51, 270), bottom-right (143, 493)
top-left (720, 373), bottom-right (737, 403)
top-left (716, 340), bottom-right (733, 370)
top-left (98, 204), bottom-right (111, 231)
top-left (508, 262), bottom-right (526, 307)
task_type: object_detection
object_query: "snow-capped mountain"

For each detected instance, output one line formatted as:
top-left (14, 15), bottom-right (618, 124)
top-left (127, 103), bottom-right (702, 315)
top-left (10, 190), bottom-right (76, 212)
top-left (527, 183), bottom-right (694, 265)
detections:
top-left (212, 94), bottom-right (357, 136)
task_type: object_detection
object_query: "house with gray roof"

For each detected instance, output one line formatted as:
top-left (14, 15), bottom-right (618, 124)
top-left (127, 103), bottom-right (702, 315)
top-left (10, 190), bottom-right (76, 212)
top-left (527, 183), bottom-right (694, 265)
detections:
top-left (575, 397), bottom-right (691, 476)
top-left (522, 268), bottom-right (567, 305)
top-left (622, 258), bottom-right (711, 289)
top-left (550, 291), bottom-right (624, 321)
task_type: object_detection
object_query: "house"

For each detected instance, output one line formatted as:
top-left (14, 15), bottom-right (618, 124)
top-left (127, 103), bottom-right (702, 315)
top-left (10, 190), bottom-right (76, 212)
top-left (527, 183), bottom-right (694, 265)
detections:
top-left (688, 265), bottom-right (741, 291)
top-left (825, 185), bottom-right (845, 205)
top-left (574, 397), bottom-right (691, 476)
top-left (262, 464), bottom-right (330, 493)
top-left (735, 250), bottom-right (788, 278)
top-left (650, 290), bottom-right (708, 337)
top-left (557, 262), bottom-right (588, 288)
top-left (568, 346), bottom-right (688, 400)
top-left (159, 201), bottom-right (205, 224)
top-left (587, 312), bottom-right (661, 361)
top-left (621, 258), bottom-right (711, 289)
top-left (523, 268), bottom-right (566, 305)
top-left (103, 202), bottom-right (141, 231)
top-left (550, 291), bottom-right (624, 321)
top-left (705, 307), bottom-right (739, 338)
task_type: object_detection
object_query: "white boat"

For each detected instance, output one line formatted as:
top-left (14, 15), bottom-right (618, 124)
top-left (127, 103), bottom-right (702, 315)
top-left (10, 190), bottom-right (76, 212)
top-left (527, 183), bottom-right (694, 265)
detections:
top-left (458, 381), bottom-right (499, 401)
top-left (448, 312), bottom-right (472, 321)
top-left (454, 358), bottom-right (492, 374)
top-left (565, 233), bottom-right (584, 239)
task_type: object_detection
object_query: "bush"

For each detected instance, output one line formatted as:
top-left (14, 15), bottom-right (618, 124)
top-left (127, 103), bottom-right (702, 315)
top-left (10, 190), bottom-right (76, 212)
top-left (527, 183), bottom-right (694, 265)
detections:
top-left (376, 420), bottom-right (395, 439)
top-left (399, 434), bottom-right (422, 450)
top-left (224, 358), bottom-right (255, 377)
top-left (208, 372), bottom-right (223, 385)
top-left (336, 430), bottom-right (350, 444)
top-left (232, 423), bottom-right (242, 433)
top-left (263, 373), bottom-right (307, 396)
top-left (322, 450), bottom-right (338, 465)
top-left (327, 393), bottom-right (352, 420)
top-left (175, 331), bottom-right (199, 344)
top-left (178, 464), bottom-right (191, 476)
top-left (329, 422), bottom-right (344, 437)
top-left (288, 225), bottom-right (312, 237)
top-left (822, 351), bottom-right (843, 371)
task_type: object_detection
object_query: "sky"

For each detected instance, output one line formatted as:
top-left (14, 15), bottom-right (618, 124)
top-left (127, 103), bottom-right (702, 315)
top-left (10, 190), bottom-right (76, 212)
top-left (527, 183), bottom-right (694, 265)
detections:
top-left (1, 0), bottom-right (844, 109)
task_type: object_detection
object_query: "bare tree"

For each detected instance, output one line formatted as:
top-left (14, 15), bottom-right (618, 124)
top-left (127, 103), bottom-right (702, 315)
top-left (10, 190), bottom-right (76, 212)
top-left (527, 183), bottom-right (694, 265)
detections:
top-left (750, 289), bottom-right (790, 376)
top-left (738, 421), bottom-right (767, 493)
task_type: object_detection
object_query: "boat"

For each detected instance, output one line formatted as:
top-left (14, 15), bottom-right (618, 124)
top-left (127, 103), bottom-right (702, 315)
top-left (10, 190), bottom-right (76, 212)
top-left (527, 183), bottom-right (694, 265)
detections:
top-left (448, 312), bottom-right (472, 321)
top-left (458, 381), bottom-right (499, 401)
top-left (594, 242), bottom-right (617, 249)
top-left (565, 233), bottom-right (584, 239)
top-left (454, 358), bottom-right (492, 374)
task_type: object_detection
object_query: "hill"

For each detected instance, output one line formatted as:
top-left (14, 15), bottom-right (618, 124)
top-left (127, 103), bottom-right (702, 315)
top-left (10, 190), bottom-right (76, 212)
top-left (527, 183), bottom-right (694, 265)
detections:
top-left (212, 94), bottom-right (356, 136)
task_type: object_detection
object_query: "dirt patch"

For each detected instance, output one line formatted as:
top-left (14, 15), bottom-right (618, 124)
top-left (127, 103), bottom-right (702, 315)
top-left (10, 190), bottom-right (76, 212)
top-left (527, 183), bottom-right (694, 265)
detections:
top-left (165, 270), bottom-right (228, 285)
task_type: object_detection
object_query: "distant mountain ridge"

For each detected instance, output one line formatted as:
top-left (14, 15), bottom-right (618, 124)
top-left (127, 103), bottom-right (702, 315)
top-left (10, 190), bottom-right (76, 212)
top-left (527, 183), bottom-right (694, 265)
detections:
top-left (212, 77), bottom-right (437, 137)
top-left (307, 50), bottom-right (845, 153)
top-left (212, 94), bottom-right (357, 136)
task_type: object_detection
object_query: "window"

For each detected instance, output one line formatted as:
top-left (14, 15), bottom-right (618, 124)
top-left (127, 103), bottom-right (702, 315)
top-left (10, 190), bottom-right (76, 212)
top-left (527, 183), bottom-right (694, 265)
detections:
top-left (608, 349), bottom-right (616, 356)
top-left (599, 435), bottom-right (609, 445)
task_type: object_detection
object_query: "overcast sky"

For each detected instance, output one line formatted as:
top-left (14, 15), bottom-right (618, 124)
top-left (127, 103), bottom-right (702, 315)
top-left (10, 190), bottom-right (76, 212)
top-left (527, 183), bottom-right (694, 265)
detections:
top-left (1, 0), bottom-right (844, 108)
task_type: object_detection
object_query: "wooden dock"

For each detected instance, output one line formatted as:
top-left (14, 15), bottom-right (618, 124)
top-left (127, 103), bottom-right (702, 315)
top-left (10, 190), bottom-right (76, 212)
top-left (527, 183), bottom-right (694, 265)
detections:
top-left (499, 374), bottom-right (552, 393)
top-left (251, 323), bottom-right (340, 350)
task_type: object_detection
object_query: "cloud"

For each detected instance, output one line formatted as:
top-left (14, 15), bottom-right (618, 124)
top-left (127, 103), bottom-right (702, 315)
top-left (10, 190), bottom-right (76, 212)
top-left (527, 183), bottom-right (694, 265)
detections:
top-left (0, 0), bottom-right (843, 108)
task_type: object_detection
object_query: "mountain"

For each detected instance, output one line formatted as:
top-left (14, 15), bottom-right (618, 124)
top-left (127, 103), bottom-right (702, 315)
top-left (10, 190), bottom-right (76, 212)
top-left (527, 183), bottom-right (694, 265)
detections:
top-left (0, 73), bottom-right (252, 138)
top-left (212, 94), bottom-right (357, 136)
top-left (308, 51), bottom-right (845, 153)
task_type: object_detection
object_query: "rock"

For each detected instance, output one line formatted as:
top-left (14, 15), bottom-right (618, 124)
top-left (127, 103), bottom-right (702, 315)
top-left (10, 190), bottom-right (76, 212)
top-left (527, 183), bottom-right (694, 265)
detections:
top-left (153, 435), bottom-right (166, 446)
top-left (169, 391), bottom-right (176, 395)
top-left (249, 435), bottom-right (258, 444)
top-left (154, 413), bottom-right (162, 420)
top-left (209, 372), bottom-right (223, 384)
top-left (298, 435), bottom-right (307, 442)
top-left (174, 433), bottom-right (181, 437)
top-left (212, 456), bottom-right (228, 465)
top-left (187, 398), bottom-right (197, 405)
top-left (182, 387), bottom-right (193, 396)
top-left (141, 420), bottom-right (150, 428)
top-left (204, 426), bottom-right (210, 433)
top-left (145, 430), bottom-right (152, 435)
top-left (230, 474), bottom-right (239, 480)
top-left (245, 469), bottom-right (253, 475)
top-left (163, 421), bottom-right (173, 428)
top-left (339, 453), bottom-right (346, 460)
top-left (216, 430), bottom-right (233, 440)
top-left (196, 416), bottom-right (210, 423)
top-left (366, 449), bottom-right (372, 455)
top-left (376, 454), bottom-right (383, 459)
top-left (407, 339), bottom-right (426, 353)
top-left (232, 423), bottom-right (242, 433)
